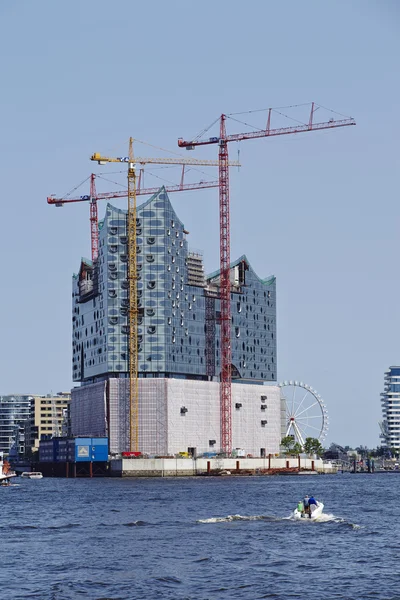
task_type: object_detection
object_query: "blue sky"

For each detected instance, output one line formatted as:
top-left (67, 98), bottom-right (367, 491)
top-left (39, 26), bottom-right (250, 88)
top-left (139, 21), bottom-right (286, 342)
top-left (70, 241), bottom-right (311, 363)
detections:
top-left (0, 0), bottom-right (399, 447)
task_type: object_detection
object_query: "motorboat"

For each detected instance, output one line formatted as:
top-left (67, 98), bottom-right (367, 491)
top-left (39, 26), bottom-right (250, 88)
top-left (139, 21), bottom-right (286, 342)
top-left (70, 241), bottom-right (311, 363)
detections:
top-left (293, 501), bottom-right (324, 520)
top-left (20, 472), bottom-right (43, 479)
top-left (0, 453), bottom-right (17, 485)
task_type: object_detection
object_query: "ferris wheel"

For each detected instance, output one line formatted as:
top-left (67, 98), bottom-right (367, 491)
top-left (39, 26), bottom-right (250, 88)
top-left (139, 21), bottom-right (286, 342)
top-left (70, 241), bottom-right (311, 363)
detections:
top-left (279, 381), bottom-right (329, 447)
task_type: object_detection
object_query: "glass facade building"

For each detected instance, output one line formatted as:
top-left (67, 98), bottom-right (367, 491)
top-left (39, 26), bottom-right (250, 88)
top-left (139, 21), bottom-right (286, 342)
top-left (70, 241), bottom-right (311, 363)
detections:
top-left (72, 187), bottom-right (277, 384)
top-left (380, 366), bottom-right (400, 448)
top-left (0, 395), bottom-right (32, 455)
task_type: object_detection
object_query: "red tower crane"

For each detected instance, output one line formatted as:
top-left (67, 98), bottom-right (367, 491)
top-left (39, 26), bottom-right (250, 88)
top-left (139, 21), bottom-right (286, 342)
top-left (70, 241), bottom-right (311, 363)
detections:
top-left (48, 175), bottom-right (219, 262)
top-left (178, 102), bottom-right (356, 454)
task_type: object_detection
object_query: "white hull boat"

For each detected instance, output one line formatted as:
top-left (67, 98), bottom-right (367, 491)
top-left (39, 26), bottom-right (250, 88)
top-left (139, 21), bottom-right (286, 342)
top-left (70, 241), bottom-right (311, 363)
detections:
top-left (293, 502), bottom-right (324, 520)
top-left (0, 453), bottom-right (17, 485)
top-left (21, 472), bottom-right (43, 479)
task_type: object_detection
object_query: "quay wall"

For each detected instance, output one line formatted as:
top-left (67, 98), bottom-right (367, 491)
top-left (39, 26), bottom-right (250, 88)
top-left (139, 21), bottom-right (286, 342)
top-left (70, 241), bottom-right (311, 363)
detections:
top-left (110, 457), bottom-right (336, 477)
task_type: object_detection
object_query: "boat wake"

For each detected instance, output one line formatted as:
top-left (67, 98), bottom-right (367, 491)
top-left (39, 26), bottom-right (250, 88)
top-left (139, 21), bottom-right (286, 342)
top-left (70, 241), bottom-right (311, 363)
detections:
top-left (197, 513), bottom-right (361, 529)
top-left (197, 514), bottom-right (279, 524)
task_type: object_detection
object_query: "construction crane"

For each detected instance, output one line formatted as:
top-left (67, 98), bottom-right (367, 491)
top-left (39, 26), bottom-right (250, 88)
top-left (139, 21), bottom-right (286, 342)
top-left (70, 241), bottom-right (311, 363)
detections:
top-left (90, 139), bottom-right (240, 452)
top-left (47, 175), bottom-right (219, 262)
top-left (178, 102), bottom-right (356, 455)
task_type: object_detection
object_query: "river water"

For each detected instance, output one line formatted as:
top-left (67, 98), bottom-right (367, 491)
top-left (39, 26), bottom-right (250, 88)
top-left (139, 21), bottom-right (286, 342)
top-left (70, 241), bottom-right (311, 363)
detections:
top-left (1, 473), bottom-right (398, 599)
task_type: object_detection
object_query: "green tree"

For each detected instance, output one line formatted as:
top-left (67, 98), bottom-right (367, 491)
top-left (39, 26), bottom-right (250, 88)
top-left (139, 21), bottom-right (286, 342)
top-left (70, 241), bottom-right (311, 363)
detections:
top-left (291, 442), bottom-right (303, 456)
top-left (303, 437), bottom-right (323, 457)
top-left (281, 436), bottom-right (295, 455)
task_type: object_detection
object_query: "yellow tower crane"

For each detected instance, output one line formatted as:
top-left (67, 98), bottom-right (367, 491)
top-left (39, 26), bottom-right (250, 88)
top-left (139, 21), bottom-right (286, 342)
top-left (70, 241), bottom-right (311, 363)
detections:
top-left (91, 140), bottom-right (239, 452)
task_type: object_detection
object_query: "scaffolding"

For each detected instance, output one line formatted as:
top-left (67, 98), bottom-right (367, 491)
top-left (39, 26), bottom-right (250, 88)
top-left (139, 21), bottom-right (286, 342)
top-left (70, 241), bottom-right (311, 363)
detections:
top-left (187, 251), bottom-right (206, 287)
top-left (205, 293), bottom-right (216, 379)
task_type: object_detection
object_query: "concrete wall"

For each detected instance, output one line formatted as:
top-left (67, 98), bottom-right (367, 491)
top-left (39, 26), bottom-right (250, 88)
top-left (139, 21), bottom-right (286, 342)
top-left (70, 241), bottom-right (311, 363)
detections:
top-left (166, 380), bottom-right (281, 456)
top-left (111, 456), bottom-right (336, 477)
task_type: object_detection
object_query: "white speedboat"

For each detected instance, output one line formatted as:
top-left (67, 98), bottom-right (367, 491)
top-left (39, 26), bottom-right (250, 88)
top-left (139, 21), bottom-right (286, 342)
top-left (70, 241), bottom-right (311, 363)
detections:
top-left (293, 501), bottom-right (324, 520)
top-left (0, 453), bottom-right (17, 485)
top-left (21, 472), bottom-right (43, 479)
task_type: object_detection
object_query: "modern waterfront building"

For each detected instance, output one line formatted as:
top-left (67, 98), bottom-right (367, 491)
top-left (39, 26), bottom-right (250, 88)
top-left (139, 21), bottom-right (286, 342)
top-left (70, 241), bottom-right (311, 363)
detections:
top-left (380, 366), bottom-right (400, 448)
top-left (0, 395), bottom-right (32, 456)
top-left (71, 187), bottom-right (280, 455)
top-left (25, 392), bottom-right (71, 455)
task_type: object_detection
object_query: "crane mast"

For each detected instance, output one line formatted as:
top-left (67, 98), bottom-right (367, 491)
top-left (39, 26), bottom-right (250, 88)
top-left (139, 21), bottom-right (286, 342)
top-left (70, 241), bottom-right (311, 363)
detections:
top-left (178, 103), bottom-right (356, 454)
top-left (218, 115), bottom-right (232, 453)
top-left (89, 174), bottom-right (99, 262)
top-left (127, 138), bottom-right (139, 451)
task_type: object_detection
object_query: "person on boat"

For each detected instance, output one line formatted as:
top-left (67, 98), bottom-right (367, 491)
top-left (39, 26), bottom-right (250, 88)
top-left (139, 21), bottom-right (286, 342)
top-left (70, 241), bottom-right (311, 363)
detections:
top-left (308, 495), bottom-right (318, 516)
top-left (297, 500), bottom-right (304, 514)
top-left (303, 495), bottom-right (310, 517)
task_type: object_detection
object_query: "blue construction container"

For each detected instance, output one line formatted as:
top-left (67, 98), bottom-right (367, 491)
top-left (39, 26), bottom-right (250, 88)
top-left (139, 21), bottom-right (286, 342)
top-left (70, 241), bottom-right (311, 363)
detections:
top-left (39, 437), bottom-right (108, 462)
top-left (74, 437), bottom-right (108, 462)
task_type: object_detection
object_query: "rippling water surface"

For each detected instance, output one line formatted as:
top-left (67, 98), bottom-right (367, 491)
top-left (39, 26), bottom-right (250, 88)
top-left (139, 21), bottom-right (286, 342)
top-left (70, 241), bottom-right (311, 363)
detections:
top-left (1, 473), bottom-right (399, 599)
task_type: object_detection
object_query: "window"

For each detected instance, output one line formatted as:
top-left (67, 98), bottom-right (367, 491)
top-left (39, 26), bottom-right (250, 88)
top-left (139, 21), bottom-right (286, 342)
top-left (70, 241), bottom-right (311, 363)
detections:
top-left (146, 254), bottom-right (154, 263)
top-left (147, 326), bottom-right (156, 334)
top-left (147, 281), bottom-right (156, 289)
top-left (146, 308), bottom-right (155, 316)
top-left (147, 237), bottom-right (155, 245)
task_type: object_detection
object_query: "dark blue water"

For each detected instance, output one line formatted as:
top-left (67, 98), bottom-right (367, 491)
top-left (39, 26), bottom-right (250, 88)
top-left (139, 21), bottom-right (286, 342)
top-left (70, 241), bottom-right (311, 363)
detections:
top-left (1, 473), bottom-right (398, 599)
